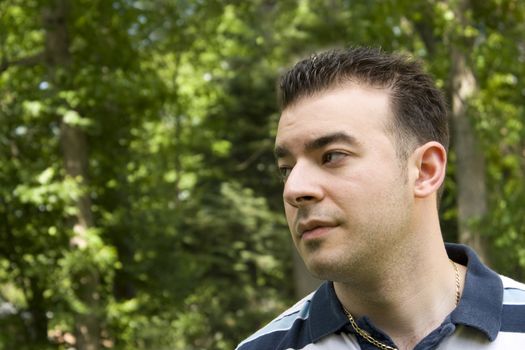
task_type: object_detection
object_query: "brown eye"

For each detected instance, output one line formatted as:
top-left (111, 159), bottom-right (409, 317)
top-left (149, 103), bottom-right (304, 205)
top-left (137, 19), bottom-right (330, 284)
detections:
top-left (278, 167), bottom-right (292, 181)
top-left (322, 152), bottom-right (347, 164)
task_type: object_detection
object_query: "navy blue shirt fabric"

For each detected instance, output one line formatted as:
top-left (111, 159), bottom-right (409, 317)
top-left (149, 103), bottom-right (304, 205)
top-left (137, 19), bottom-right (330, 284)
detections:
top-left (236, 244), bottom-right (525, 349)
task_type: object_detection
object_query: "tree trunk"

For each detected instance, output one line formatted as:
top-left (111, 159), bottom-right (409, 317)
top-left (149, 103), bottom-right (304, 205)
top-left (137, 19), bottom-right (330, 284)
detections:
top-left (60, 122), bottom-right (100, 350)
top-left (43, 1), bottom-right (100, 348)
top-left (28, 277), bottom-right (48, 345)
top-left (449, 0), bottom-right (490, 263)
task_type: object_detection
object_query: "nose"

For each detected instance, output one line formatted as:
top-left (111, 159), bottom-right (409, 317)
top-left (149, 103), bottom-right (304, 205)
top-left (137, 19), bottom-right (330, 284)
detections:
top-left (283, 161), bottom-right (323, 207)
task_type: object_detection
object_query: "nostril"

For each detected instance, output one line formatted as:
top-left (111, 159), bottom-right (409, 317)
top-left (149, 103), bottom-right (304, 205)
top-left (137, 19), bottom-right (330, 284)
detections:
top-left (297, 195), bottom-right (315, 202)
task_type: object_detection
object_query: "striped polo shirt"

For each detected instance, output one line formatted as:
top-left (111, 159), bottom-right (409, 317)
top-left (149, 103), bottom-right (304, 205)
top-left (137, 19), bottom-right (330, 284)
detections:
top-left (236, 244), bottom-right (525, 349)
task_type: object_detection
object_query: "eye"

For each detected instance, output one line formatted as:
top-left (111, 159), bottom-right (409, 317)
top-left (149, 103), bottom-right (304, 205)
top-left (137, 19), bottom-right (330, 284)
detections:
top-left (322, 151), bottom-right (348, 164)
top-left (278, 166), bottom-right (292, 182)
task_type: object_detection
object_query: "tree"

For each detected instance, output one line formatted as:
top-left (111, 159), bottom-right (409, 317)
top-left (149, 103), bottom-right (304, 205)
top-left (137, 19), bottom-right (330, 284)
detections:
top-left (1, 1), bottom-right (524, 349)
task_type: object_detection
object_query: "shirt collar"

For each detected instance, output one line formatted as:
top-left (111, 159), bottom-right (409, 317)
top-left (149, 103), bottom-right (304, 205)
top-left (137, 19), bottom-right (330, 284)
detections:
top-left (308, 281), bottom-right (348, 342)
top-left (447, 243), bottom-right (503, 341)
top-left (306, 243), bottom-right (504, 342)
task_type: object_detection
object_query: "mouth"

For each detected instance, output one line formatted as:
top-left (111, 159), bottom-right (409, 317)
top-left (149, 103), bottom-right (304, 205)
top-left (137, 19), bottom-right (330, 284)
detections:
top-left (297, 220), bottom-right (337, 240)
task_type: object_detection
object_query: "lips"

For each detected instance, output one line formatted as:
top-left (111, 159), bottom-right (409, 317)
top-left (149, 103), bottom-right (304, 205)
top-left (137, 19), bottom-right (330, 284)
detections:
top-left (297, 219), bottom-right (337, 237)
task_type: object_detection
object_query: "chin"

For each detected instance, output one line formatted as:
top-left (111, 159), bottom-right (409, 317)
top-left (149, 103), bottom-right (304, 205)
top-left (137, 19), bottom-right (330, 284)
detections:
top-left (304, 256), bottom-right (343, 281)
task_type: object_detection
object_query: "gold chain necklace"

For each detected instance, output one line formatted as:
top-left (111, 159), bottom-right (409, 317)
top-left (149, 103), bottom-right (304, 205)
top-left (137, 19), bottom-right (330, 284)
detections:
top-left (343, 260), bottom-right (460, 350)
top-left (343, 309), bottom-right (398, 350)
top-left (451, 260), bottom-right (460, 306)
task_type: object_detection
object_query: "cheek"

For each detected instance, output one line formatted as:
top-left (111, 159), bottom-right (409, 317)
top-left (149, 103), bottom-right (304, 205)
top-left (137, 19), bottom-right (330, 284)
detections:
top-left (329, 176), bottom-right (385, 219)
top-left (343, 165), bottom-right (397, 196)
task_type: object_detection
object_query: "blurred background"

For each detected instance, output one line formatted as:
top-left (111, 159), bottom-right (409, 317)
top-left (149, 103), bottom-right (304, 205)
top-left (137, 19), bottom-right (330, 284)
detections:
top-left (0, 0), bottom-right (524, 349)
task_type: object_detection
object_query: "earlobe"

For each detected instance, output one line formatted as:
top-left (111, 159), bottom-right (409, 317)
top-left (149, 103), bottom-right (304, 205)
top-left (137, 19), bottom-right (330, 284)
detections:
top-left (413, 142), bottom-right (447, 198)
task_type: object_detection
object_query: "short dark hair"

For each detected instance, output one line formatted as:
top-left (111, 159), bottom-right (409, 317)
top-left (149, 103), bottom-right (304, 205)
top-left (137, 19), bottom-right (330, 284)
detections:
top-left (279, 47), bottom-right (449, 159)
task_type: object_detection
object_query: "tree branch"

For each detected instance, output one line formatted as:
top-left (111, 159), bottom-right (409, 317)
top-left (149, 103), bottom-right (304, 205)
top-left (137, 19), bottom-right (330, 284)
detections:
top-left (410, 3), bottom-right (438, 58)
top-left (0, 52), bottom-right (45, 74)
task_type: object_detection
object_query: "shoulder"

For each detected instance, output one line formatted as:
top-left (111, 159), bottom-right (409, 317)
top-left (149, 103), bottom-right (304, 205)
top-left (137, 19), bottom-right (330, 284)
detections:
top-left (500, 275), bottom-right (525, 334)
top-left (501, 275), bottom-right (525, 292)
top-left (501, 274), bottom-right (525, 304)
top-left (235, 292), bottom-right (315, 350)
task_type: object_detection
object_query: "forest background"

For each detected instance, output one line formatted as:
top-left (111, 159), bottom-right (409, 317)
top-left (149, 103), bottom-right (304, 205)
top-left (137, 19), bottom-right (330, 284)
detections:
top-left (1, 0), bottom-right (524, 349)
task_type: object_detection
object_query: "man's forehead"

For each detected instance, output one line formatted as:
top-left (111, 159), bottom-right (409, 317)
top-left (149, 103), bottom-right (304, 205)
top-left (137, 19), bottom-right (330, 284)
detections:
top-left (279, 84), bottom-right (391, 120)
top-left (274, 86), bottom-right (396, 160)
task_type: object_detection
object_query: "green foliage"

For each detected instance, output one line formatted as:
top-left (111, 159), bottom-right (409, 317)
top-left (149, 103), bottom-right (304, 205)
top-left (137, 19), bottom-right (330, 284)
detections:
top-left (1, 0), bottom-right (524, 349)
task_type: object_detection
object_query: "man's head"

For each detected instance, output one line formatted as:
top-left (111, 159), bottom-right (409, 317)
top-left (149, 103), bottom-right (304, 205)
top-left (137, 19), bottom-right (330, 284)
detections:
top-left (279, 47), bottom-right (449, 161)
top-left (274, 47), bottom-right (449, 280)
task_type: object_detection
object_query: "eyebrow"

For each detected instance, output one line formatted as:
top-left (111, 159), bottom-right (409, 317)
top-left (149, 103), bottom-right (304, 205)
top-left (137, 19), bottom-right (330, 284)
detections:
top-left (274, 132), bottom-right (358, 159)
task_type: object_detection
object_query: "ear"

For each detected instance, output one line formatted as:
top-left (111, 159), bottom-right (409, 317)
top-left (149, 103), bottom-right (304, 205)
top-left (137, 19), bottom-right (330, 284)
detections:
top-left (412, 141), bottom-right (447, 198)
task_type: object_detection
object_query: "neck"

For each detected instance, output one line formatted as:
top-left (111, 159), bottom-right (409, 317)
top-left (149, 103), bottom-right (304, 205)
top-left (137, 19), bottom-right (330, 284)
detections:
top-left (334, 234), bottom-right (465, 349)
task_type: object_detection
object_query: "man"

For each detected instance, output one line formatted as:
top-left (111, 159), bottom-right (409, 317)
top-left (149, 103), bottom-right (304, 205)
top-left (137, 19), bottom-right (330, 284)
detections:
top-left (236, 47), bottom-right (525, 350)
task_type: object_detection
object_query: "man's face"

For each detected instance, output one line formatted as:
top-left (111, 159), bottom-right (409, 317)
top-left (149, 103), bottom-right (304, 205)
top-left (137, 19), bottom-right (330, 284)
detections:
top-left (274, 84), bottom-right (416, 281)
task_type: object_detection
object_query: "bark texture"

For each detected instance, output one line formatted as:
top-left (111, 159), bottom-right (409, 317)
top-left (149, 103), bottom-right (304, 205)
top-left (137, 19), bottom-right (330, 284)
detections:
top-left (43, 1), bottom-right (100, 348)
top-left (449, 0), bottom-right (489, 263)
